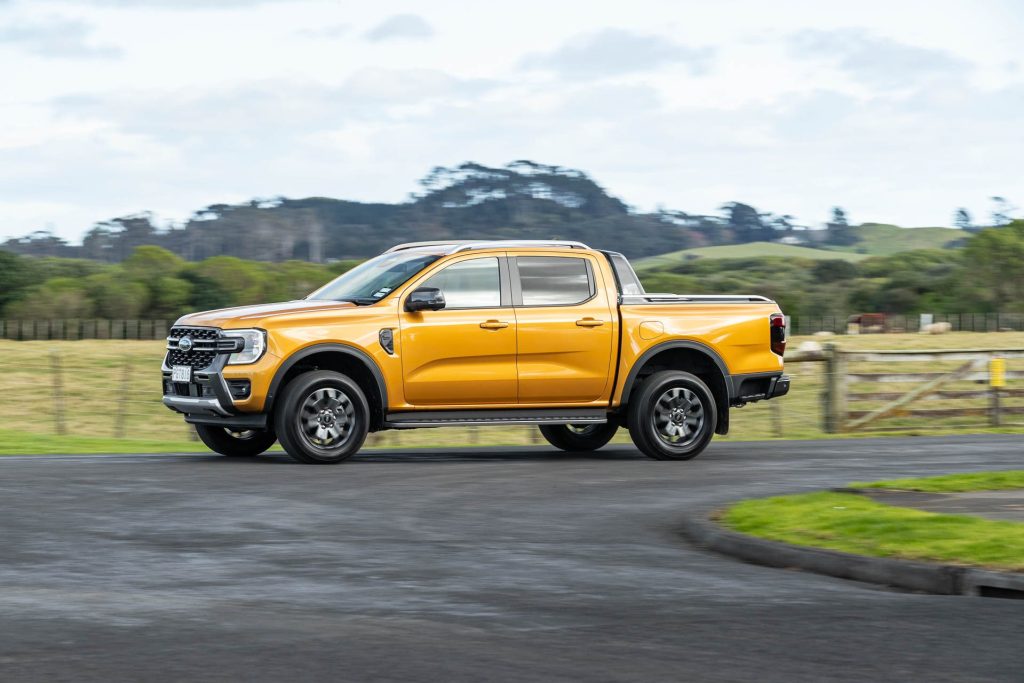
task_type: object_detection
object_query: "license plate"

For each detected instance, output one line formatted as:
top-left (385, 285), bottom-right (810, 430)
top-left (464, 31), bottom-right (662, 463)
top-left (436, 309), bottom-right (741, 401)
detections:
top-left (172, 365), bottom-right (192, 383)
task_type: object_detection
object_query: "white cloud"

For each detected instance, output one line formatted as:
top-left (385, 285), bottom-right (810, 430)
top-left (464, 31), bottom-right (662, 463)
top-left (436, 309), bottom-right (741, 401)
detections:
top-left (1, 0), bottom-right (1022, 241)
top-left (0, 17), bottom-right (121, 59)
top-left (33, 0), bottom-right (310, 6)
top-left (521, 28), bottom-right (714, 78)
top-left (364, 14), bottom-right (434, 42)
top-left (297, 23), bottom-right (350, 39)
top-left (790, 28), bottom-right (971, 90)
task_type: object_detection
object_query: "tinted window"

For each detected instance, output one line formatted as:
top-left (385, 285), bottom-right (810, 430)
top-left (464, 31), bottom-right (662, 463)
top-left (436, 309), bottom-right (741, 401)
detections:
top-left (517, 257), bottom-right (593, 306)
top-left (421, 257), bottom-right (501, 308)
top-left (608, 253), bottom-right (644, 296)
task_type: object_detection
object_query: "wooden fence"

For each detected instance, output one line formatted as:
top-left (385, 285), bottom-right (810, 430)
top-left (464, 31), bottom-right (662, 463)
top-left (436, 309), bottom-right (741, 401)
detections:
top-left (788, 344), bottom-right (1024, 433)
top-left (3, 313), bottom-right (1024, 340)
top-left (0, 320), bottom-right (171, 341)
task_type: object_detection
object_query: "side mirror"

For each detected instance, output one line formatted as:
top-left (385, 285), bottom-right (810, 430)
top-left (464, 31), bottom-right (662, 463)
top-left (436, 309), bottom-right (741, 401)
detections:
top-left (405, 287), bottom-right (446, 312)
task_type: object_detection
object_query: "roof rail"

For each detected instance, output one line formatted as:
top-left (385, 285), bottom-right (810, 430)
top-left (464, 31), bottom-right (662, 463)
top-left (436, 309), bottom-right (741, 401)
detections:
top-left (386, 239), bottom-right (593, 254)
top-left (451, 240), bottom-right (591, 253)
top-left (385, 240), bottom-right (474, 253)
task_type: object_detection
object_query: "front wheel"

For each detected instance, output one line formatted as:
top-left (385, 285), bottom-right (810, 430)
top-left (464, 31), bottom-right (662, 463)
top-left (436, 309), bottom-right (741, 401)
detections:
top-left (195, 424), bottom-right (277, 457)
top-left (538, 423), bottom-right (618, 452)
top-left (274, 370), bottom-right (369, 464)
top-left (627, 370), bottom-right (717, 461)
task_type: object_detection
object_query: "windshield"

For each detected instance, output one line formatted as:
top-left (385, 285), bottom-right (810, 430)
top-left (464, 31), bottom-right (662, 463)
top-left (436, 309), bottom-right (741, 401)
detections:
top-left (307, 251), bottom-right (441, 304)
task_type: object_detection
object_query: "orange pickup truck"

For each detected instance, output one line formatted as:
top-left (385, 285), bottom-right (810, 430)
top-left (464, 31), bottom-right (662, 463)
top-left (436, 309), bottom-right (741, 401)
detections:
top-left (162, 240), bottom-right (789, 464)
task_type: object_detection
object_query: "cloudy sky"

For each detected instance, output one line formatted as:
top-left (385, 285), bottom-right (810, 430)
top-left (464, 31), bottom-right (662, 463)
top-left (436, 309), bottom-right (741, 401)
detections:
top-left (1, 0), bottom-right (1022, 242)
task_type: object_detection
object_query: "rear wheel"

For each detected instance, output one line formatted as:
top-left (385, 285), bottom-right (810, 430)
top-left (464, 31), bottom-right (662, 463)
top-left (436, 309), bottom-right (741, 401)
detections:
top-left (195, 424), bottom-right (277, 457)
top-left (538, 422), bottom-right (618, 452)
top-left (274, 370), bottom-right (369, 464)
top-left (627, 370), bottom-right (716, 461)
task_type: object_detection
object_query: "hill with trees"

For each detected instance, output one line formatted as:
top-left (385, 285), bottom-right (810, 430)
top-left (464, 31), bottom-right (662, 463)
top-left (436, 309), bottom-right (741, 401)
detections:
top-left (3, 160), bottom-right (963, 263)
top-left (4, 161), bottom-right (718, 262)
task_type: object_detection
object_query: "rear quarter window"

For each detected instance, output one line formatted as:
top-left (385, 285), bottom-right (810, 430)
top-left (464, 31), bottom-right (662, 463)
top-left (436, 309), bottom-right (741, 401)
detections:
top-left (607, 253), bottom-right (644, 296)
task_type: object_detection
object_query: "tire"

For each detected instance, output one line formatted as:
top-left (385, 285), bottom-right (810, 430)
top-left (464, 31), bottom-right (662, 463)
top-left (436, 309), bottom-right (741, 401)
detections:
top-left (194, 424), bottom-right (277, 457)
top-left (627, 370), bottom-right (717, 461)
top-left (538, 423), bottom-right (618, 452)
top-left (273, 370), bottom-right (369, 464)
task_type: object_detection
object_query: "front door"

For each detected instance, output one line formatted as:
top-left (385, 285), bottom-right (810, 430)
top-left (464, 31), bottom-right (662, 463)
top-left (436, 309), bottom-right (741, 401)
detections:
top-left (399, 255), bottom-right (517, 406)
top-left (512, 254), bottom-right (615, 404)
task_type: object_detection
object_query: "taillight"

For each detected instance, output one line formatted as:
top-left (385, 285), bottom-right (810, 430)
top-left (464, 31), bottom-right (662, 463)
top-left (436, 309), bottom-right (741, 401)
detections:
top-left (770, 313), bottom-right (786, 356)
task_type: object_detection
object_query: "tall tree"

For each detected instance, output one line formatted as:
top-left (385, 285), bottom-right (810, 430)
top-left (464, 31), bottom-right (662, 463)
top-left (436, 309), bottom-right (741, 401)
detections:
top-left (963, 220), bottom-right (1024, 311)
top-left (720, 202), bottom-right (766, 243)
top-left (825, 206), bottom-right (858, 246)
top-left (830, 206), bottom-right (849, 227)
top-left (990, 196), bottom-right (1015, 227)
top-left (953, 207), bottom-right (973, 231)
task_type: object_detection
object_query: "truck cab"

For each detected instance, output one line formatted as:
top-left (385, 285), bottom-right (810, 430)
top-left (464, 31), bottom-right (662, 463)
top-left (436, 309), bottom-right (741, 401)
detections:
top-left (162, 240), bottom-right (789, 463)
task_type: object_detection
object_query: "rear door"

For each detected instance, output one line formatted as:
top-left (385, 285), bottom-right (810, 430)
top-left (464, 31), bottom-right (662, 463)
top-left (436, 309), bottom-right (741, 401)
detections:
top-left (511, 254), bottom-right (616, 404)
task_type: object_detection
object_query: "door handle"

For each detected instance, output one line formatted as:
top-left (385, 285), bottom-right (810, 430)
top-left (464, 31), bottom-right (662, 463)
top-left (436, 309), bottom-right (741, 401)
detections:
top-left (480, 320), bottom-right (509, 330)
top-left (576, 318), bottom-right (605, 327)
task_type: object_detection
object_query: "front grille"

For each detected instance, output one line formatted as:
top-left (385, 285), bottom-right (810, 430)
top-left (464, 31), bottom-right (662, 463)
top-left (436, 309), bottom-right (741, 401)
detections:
top-left (166, 326), bottom-right (220, 370)
top-left (168, 327), bottom-right (219, 341)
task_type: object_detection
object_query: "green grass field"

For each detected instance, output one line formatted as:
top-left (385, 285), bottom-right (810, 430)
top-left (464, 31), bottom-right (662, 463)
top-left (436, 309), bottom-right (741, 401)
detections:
top-left (634, 242), bottom-right (868, 269)
top-left (0, 331), bottom-right (1021, 455)
top-left (633, 224), bottom-right (966, 271)
top-left (822, 223), bottom-right (964, 256)
top-left (724, 469), bottom-right (1024, 571)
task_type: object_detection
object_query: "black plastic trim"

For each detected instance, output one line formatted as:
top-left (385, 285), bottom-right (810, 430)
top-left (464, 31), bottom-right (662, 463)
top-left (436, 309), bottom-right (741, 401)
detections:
top-left (620, 339), bottom-right (734, 405)
top-left (378, 328), bottom-right (395, 355)
top-left (184, 412), bottom-right (269, 429)
top-left (265, 343), bottom-right (388, 420)
top-left (386, 407), bottom-right (607, 428)
top-left (499, 255), bottom-right (513, 307)
top-left (727, 371), bottom-right (790, 406)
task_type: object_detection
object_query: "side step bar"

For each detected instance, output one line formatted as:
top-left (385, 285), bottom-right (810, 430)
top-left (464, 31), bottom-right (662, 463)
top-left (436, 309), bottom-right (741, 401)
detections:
top-left (385, 408), bottom-right (607, 429)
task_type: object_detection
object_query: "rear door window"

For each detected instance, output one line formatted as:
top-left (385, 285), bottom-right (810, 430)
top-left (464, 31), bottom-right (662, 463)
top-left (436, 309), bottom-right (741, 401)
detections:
top-left (516, 256), bottom-right (594, 306)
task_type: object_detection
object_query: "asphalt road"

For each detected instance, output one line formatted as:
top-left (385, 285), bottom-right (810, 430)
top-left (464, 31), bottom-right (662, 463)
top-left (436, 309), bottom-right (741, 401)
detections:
top-left (1, 435), bottom-right (1022, 682)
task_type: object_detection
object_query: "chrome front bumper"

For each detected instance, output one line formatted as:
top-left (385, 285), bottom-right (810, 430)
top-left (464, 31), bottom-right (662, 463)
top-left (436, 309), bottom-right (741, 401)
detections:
top-left (162, 394), bottom-right (233, 417)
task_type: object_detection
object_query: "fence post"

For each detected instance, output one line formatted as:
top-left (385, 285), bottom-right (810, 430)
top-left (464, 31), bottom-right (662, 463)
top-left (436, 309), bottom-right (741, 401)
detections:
top-left (771, 398), bottom-right (783, 438)
top-left (114, 357), bottom-right (131, 438)
top-left (821, 342), bottom-right (847, 433)
top-left (989, 357), bottom-right (1005, 427)
top-left (50, 350), bottom-right (67, 436)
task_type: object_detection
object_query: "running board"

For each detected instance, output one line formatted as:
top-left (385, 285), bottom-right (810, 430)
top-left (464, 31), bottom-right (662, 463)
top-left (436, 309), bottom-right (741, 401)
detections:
top-left (384, 408), bottom-right (608, 429)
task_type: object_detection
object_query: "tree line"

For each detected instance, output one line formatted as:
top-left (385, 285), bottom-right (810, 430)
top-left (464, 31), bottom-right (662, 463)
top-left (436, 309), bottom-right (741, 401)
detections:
top-left (1, 221), bottom-right (1021, 322)
top-left (0, 247), bottom-right (357, 321)
top-left (639, 221), bottom-right (1024, 320)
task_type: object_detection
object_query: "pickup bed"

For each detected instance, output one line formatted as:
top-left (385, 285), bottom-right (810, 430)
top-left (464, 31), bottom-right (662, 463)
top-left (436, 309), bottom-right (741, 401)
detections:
top-left (162, 240), bottom-right (789, 463)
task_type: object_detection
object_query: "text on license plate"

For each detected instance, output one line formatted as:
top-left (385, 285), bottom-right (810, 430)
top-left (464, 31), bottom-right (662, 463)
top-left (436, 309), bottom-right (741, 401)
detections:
top-left (172, 365), bottom-right (192, 383)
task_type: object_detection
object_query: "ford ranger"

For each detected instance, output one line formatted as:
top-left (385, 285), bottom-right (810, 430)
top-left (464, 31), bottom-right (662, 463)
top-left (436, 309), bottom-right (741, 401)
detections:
top-left (162, 240), bottom-right (789, 463)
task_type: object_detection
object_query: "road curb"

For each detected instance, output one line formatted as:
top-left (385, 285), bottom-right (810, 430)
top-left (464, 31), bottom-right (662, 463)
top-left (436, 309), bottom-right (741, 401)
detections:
top-left (680, 509), bottom-right (1024, 597)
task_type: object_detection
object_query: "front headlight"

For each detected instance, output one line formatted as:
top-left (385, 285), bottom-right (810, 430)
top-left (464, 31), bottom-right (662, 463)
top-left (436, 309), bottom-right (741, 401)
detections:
top-left (222, 329), bottom-right (267, 365)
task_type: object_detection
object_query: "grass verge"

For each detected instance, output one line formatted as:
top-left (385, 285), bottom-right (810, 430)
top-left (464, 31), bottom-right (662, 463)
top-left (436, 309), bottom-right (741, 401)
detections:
top-left (723, 491), bottom-right (1024, 571)
top-left (0, 427), bottom-right (540, 456)
top-left (851, 470), bottom-right (1024, 492)
top-left (0, 428), bottom-right (204, 455)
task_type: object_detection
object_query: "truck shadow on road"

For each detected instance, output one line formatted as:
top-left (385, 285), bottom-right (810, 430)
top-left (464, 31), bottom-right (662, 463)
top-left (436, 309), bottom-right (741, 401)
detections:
top-left (230, 445), bottom-right (650, 464)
